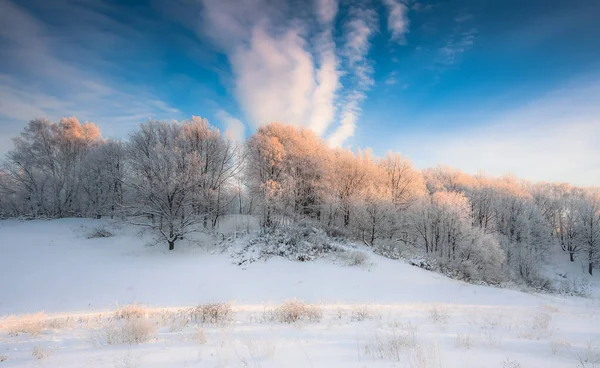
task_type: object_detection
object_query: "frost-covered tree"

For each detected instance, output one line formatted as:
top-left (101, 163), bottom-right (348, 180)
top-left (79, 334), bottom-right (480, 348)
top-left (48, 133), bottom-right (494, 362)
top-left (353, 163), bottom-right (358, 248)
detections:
top-left (125, 120), bottom-right (205, 250)
top-left (380, 152), bottom-right (426, 209)
top-left (245, 128), bottom-right (287, 228)
top-left (412, 191), bottom-right (471, 257)
top-left (556, 188), bottom-right (582, 262)
top-left (80, 140), bottom-right (125, 219)
top-left (422, 165), bottom-right (473, 194)
top-left (411, 190), bottom-right (504, 282)
top-left (577, 190), bottom-right (600, 275)
top-left (245, 123), bottom-right (330, 228)
top-left (180, 117), bottom-right (243, 228)
top-left (2, 118), bottom-right (102, 217)
top-left (355, 162), bottom-right (393, 247)
top-left (328, 149), bottom-right (370, 227)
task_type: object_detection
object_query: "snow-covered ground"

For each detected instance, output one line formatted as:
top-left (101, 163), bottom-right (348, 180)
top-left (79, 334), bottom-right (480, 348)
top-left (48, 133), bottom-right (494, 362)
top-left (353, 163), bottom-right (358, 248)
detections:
top-left (0, 218), bottom-right (599, 367)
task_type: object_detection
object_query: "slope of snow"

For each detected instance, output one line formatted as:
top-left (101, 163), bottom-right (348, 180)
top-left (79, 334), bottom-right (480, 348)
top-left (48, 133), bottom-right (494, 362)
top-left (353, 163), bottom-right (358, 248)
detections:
top-left (0, 218), bottom-right (580, 314)
top-left (0, 218), bottom-right (599, 367)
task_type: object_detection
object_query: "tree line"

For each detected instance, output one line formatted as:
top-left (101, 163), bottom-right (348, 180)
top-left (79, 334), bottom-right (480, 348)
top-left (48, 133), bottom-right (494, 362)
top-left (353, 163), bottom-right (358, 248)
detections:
top-left (1, 118), bottom-right (598, 281)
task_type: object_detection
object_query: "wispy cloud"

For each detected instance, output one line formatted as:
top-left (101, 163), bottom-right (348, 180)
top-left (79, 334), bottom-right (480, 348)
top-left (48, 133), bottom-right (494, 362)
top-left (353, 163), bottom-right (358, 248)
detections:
top-left (328, 7), bottom-right (378, 147)
top-left (315, 0), bottom-right (338, 25)
top-left (454, 10), bottom-right (473, 23)
top-left (385, 71), bottom-right (398, 85)
top-left (436, 28), bottom-right (477, 66)
top-left (411, 2), bottom-right (434, 12)
top-left (0, 0), bottom-right (180, 152)
top-left (310, 0), bottom-right (340, 135)
top-left (382, 0), bottom-right (410, 44)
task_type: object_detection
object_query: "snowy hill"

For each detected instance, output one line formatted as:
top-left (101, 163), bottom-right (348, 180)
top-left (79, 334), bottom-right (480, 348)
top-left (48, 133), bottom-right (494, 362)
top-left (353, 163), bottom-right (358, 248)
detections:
top-left (0, 218), bottom-right (599, 367)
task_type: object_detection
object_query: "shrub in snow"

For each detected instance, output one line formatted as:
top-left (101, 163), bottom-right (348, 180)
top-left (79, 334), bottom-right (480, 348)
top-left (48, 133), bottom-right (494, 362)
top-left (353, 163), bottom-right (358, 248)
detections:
top-left (87, 226), bottom-right (113, 239)
top-left (364, 324), bottom-right (418, 361)
top-left (455, 332), bottom-right (472, 349)
top-left (5, 312), bottom-right (46, 336)
top-left (231, 221), bottom-right (342, 264)
top-left (323, 225), bottom-right (351, 239)
top-left (92, 318), bottom-right (155, 345)
top-left (428, 305), bottom-right (450, 324)
top-left (336, 250), bottom-right (369, 266)
top-left (549, 338), bottom-right (570, 355)
top-left (194, 327), bottom-right (207, 344)
top-left (555, 277), bottom-right (591, 297)
top-left (408, 257), bottom-right (432, 271)
top-left (32, 345), bottom-right (50, 360)
top-left (190, 303), bottom-right (233, 325)
top-left (501, 358), bottom-right (522, 368)
top-left (274, 300), bottom-right (322, 323)
top-left (350, 305), bottom-right (374, 321)
top-left (374, 240), bottom-right (404, 260)
top-left (576, 342), bottom-right (600, 366)
top-left (114, 304), bottom-right (147, 319)
top-left (531, 311), bottom-right (552, 331)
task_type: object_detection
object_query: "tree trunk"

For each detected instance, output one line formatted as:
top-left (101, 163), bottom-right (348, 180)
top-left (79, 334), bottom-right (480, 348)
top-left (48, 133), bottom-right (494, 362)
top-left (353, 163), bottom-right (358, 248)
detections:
top-left (370, 220), bottom-right (376, 246)
top-left (168, 240), bottom-right (175, 251)
top-left (569, 252), bottom-right (574, 262)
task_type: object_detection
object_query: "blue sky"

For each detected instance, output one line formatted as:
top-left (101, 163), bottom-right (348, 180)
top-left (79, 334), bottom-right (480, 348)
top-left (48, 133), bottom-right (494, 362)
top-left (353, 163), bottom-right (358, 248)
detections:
top-left (0, 0), bottom-right (599, 185)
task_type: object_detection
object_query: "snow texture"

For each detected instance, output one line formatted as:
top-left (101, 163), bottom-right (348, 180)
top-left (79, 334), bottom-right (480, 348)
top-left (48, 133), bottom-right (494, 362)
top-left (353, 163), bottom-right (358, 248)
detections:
top-left (0, 218), bottom-right (599, 367)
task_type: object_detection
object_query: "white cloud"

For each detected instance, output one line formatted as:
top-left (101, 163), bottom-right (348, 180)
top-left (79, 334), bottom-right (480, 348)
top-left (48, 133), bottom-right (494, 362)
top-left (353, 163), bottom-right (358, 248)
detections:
top-left (328, 90), bottom-right (366, 147)
top-left (315, 0), bottom-right (338, 25)
top-left (200, 0), bottom-right (350, 142)
top-left (230, 26), bottom-right (315, 128)
top-left (216, 109), bottom-right (246, 142)
top-left (393, 78), bottom-right (600, 186)
top-left (327, 8), bottom-right (377, 146)
top-left (382, 0), bottom-right (410, 44)
top-left (309, 30), bottom-right (340, 135)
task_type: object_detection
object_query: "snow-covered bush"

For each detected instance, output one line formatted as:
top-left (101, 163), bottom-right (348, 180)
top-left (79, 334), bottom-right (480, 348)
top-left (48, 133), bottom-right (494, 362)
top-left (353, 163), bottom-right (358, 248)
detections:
top-left (323, 224), bottom-right (351, 239)
top-left (409, 257), bottom-right (433, 271)
top-left (231, 221), bottom-right (342, 264)
top-left (364, 325), bottom-right (418, 361)
top-left (375, 239), bottom-right (406, 260)
top-left (336, 250), bottom-right (369, 266)
top-left (5, 312), bottom-right (46, 336)
top-left (114, 304), bottom-right (147, 319)
top-left (87, 226), bottom-right (113, 239)
top-left (428, 305), bottom-right (450, 324)
top-left (273, 300), bottom-right (322, 323)
top-left (32, 345), bottom-right (50, 360)
top-left (555, 277), bottom-right (591, 297)
top-left (190, 303), bottom-right (233, 325)
top-left (350, 305), bottom-right (374, 321)
top-left (92, 317), bottom-right (155, 345)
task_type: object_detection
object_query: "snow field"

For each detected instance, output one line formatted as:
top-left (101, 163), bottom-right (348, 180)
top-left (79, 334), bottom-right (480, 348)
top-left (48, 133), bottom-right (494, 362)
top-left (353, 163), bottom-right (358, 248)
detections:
top-left (0, 219), bottom-right (599, 367)
top-left (1, 301), bottom-right (599, 367)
